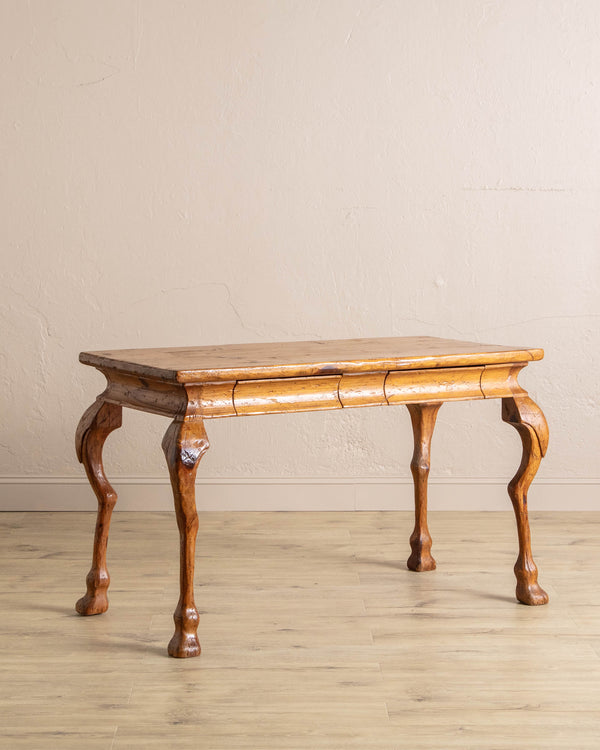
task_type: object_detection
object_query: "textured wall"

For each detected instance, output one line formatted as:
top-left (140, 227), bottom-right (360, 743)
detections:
top-left (1, 1), bottom-right (599, 491)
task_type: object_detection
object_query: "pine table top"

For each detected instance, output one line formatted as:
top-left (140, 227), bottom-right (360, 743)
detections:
top-left (80, 336), bottom-right (543, 383)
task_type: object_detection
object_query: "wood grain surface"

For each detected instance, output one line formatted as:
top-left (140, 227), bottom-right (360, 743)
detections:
top-left (3, 511), bottom-right (598, 748)
top-left (161, 417), bottom-right (210, 657)
top-left (75, 335), bottom-right (549, 658)
top-left (80, 336), bottom-right (543, 383)
top-left (74, 400), bottom-right (123, 616)
top-left (406, 403), bottom-right (441, 572)
top-left (97, 362), bottom-right (530, 420)
top-left (502, 395), bottom-right (550, 605)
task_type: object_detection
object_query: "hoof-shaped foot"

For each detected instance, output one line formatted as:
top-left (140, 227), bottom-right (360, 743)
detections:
top-left (168, 631), bottom-right (201, 658)
top-left (76, 569), bottom-right (110, 615)
top-left (75, 592), bottom-right (109, 615)
top-left (407, 533), bottom-right (436, 572)
top-left (168, 605), bottom-right (200, 658)
top-left (407, 552), bottom-right (436, 572)
top-left (516, 581), bottom-right (549, 606)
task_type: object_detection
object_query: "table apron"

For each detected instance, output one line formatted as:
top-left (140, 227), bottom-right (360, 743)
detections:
top-left (97, 362), bottom-right (528, 419)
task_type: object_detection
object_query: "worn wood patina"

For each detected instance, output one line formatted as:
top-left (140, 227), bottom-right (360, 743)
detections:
top-left (75, 336), bottom-right (549, 658)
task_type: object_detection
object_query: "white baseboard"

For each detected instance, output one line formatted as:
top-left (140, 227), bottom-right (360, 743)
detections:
top-left (0, 476), bottom-right (598, 511)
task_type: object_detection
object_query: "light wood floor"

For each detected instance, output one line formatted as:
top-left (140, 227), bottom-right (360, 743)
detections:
top-left (2, 510), bottom-right (600, 749)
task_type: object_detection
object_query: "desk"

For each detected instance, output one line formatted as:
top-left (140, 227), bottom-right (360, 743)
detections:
top-left (75, 336), bottom-right (549, 657)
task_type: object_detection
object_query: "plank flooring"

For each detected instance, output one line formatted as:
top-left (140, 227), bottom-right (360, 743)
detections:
top-left (1, 511), bottom-right (600, 748)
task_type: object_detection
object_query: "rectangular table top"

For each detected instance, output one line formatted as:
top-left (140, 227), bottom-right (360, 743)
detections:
top-left (80, 336), bottom-right (543, 384)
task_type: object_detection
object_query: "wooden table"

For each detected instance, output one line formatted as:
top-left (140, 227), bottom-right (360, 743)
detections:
top-left (75, 336), bottom-right (549, 658)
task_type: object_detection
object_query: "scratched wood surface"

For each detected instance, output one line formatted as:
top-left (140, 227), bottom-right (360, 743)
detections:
top-left (80, 336), bottom-right (543, 383)
top-left (2, 510), bottom-right (600, 749)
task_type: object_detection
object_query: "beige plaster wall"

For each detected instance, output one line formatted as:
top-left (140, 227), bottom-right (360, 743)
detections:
top-left (1, 1), bottom-right (599, 507)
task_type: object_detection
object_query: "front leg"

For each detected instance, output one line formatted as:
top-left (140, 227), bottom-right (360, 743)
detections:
top-left (502, 395), bottom-right (549, 605)
top-left (162, 417), bottom-right (209, 658)
top-left (406, 403), bottom-right (441, 571)
top-left (75, 399), bottom-right (122, 616)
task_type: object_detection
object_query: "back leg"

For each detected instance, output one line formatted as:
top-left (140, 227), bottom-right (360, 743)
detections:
top-left (406, 403), bottom-right (441, 572)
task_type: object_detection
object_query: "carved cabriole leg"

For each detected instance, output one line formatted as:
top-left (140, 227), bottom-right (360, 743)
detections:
top-left (406, 403), bottom-right (441, 572)
top-left (162, 416), bottom-right (209, 658)
top-left (502, 395), bottom-right (549, 605)
top-left (75, 399), bottom-right (122, 616)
